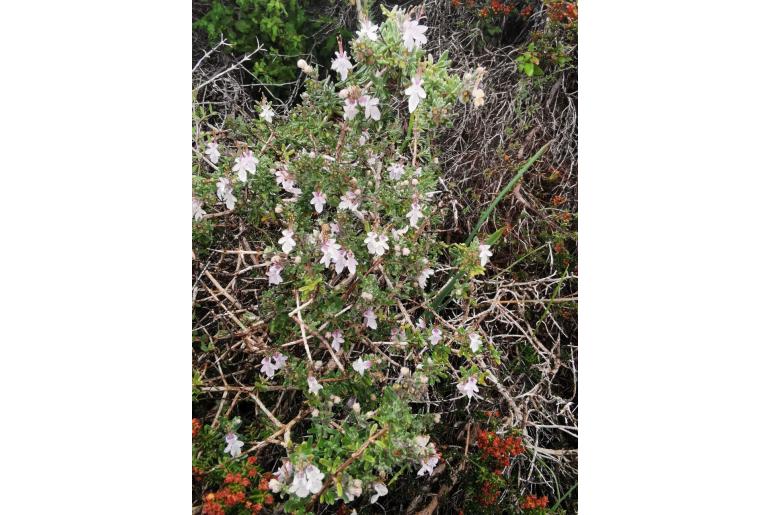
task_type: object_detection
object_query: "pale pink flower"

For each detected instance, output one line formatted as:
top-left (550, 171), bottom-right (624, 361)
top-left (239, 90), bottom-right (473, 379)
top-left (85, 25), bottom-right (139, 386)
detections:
top-left (407, 201), bottom-right (424, 228)
top-left (307, 376), bottom-right (323, 396)
top-left (289, 464), bottom-right (325, 498)
top-left (404, 77), bottom-right (426, 113)
top-left (278, 229), bottom-right (296, 254)
top-left (224, 432), bottom-right (244, 457)
top-left (338, 190), bottom-right (360, 212)
top-left (269, 460), bottom-right (293, 493)
top-left (388, 163), bottom-right (405, 180)
top-left (310, 191), bottom-right (327, 213)
top-left (352, 357), bottom-right (372, 376)
top-left (345, 250), bottom-right (358, 275)
top-left (331, 50), bottom-right (354, 81)
top-left (272, 352), bottom-right (288, 369)
top-left (363, 308), bottom-right (377, 330)
top-left (370, 481), bottom-right (388, 503)
top-left (261, 356), bottom-right (279, 378)
top-left (216, 177), bottom-right (236, 210)
top-left (401, 16), bottom-right (428, 51)
top-left (233, 150), bottom-right (258, 183)
top-left (343, 478), bottom-right (363, 502)
top-left (260, 103), bottom-right (275, 123)
top-left (359, 95), bottom-right (381, 121)
top-left (469, 333), bottom-right (483, 353)
top-left (267, 263), bottom-right (283, 285)
top-left (319, 238), bottom-right (342, 268)
top-left (192, 197), bottom-right (206, 221)
top-left (335, 247), bottom-right (348, 274)
top-left (331, 329), bottom-right (344, 352)
top-left (429, 327), bottom-right (442, 346)
top-left (364, 231), bottom-right (389, 256)
top-left (356, 19), bottom-right (379, 41)
top-left (457, 376), bottom-right (480, 400)
top-left (205, 141), bottom-right (220, 164)
top-left (343, 98), bottom-right (359, 120)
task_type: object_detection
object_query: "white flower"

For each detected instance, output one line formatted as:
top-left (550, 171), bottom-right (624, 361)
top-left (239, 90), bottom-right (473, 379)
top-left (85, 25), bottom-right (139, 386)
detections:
top-left (233, 150), bottom-right (258, 183)
top-left (345, 250), bottom-right (358, 275)
top-left (305, 465), bottom-right (325, 494)
top-left (192, 197), bottom-right (206, 221)
top-left (388, 163), bottom-right (405, 180)
top-left (364, 231), bottom-right (389, 256)
top-left (205, 141), bottom-right (220, 164)
top-left (363, 308), bottom-right (377, 330)
top-left (472, 88), bottom-right (485, 107)
top-left (331, 50), bottom-right (354, 81)
top-left (356, 19), bottom-right (379, 41)
top-left (319, 238), bottom-right (342, 268)
top-left (352, 357), bottom-right (372, 376)
top-left (307, 375), bottom-right (323, 395)
top-left (417, 268), bottom-right (434, 289)
top-left (310, 191), bottom-right (327, 214)
top-left (260, 103), bottom-right (275, 123)
top-left (343, 478), bottom-right (363, 502)
top-left (267, 263), bottom-right (283, 285)
top-left (224, 432), bottom-right (244, 458)
top-left (404, 77), bottom-right (426, 113)
top-left (416, 317), bottom-right (426, 329)
top-left (359, 95), bottom-right (381, 121)
top-left (261, 356), bottom-right (279, 378)
top-left (338, 190), bottom-right (360, 212)
top-left (401, 16), bottom-right (428, 52)
top-left (479, 243), bottom-right (493, 267)
top-left (343, 98), bottom-right (359, 120)
top-left (370, 482), bottom-right (388, 504)
top-left (407, 201), bottom-right (424, 228)
top-left (279, 229), bottom-right (296, 254)
top-left (429, 327), bottom-right (442, 346)
top-left (417, 454), bottom-right (439, 477)
top-left (216, 177), bottom-right (236, 210)
top-left (331, 329), bottom-right (344, 352)
top-left (457, 376), bottom-right (480, 400)
top-left (469, 333), bottom-right (483, 353)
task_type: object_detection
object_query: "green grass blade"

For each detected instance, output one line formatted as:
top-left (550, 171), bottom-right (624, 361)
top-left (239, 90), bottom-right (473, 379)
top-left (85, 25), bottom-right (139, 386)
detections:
top-left (466, 141), bottom-right (551, 245)
top-left (428, 142), bottom-right (551, 316)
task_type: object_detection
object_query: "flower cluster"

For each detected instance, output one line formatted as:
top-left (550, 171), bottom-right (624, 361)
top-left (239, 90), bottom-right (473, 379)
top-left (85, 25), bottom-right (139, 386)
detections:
top-left (201, 457), bottom-right (274, 515)
top-left (477, 429), bottom-right (524, 470)
top-left (521, 494), bottom-right (549, 510)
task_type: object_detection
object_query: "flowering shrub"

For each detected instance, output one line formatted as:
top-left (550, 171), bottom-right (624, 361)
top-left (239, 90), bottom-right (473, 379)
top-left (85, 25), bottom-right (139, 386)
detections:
top-left (192, 5), bottom-right (500, 513)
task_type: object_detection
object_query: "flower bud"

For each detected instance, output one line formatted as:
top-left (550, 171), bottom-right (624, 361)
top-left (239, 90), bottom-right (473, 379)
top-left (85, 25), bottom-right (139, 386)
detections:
top-left (297, 59), bottom-right (308, 69)
top-left (352, 402), bottom-right (361, 414)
